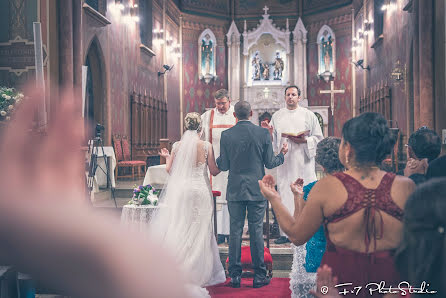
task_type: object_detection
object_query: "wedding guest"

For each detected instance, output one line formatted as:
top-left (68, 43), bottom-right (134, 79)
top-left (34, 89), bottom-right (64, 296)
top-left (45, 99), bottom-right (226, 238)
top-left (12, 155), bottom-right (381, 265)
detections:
top-left (260, 112), bottom-right (415, 298)
top-left (394, 177), bottom-right (446, 297)
top-left (404, 127), bottom-right (441, 184)
top-left (290, 137), bottom-right (344, 298)
top-left (425, 155), bottom-right (446, 179)
top-left (311, 178), bottom-right (446, 298)
top-left (0, 88), bottom-right (187, 298)
top-left (406, 127), bottom-right (441, 162)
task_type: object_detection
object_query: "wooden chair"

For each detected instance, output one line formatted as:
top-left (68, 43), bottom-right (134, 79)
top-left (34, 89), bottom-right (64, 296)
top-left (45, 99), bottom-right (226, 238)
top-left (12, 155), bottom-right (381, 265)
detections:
top-left (113, 135), bottom-right (146, 180)
top-left (212, 192), bottom-right (273, 278)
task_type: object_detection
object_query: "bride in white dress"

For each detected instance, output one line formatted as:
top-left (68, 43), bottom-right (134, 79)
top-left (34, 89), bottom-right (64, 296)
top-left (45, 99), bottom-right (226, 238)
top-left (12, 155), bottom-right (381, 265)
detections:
top-left (152, 112), bottom-right (226, 297)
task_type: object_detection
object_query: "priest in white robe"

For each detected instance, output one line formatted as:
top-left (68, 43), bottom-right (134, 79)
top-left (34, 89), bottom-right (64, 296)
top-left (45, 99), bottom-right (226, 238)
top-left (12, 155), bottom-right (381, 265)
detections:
top-left (201, 89), bottom-right (237, 244)
top-left (265, 85), bottom-right (323, 244)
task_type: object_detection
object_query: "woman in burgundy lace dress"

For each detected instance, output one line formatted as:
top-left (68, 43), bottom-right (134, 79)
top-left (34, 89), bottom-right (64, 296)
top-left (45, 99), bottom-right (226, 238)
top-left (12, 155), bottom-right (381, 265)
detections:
top-left (260, 112), bottom-right (415, 297)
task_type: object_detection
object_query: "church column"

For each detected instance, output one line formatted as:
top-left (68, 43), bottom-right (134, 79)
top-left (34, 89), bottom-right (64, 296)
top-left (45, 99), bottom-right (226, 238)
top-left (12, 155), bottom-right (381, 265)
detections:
top-left (162, 0), bottom-right (167, 103)
top-left (362, 0), bottom-right (368, 94)
top-left (293, 38), bottom-right (303, 93)
top-left (412, 0), bottom-right (420, 128)
top-left (242, 21), bottom-right (248, 101)
top-left (73, 0), bottom-right (82, 112)
top-left (303, 36), bottom-right (307, 99)
top-left (292, 18), bottom-right (307, 100)
top-left (227, 37), bottom-right (232, 98)
top-left (434, 0), bottom-right (446, 135)
top-left (351, 8), bottom-right (356, 117)
top-left (179, 15), bottom-right (184, 134)
top-left (418, 0), bottom-right (434, 128)
top-left (229, 41), bottom-right (240, 101)
top-left (59, 0), bottom-right (74, 90)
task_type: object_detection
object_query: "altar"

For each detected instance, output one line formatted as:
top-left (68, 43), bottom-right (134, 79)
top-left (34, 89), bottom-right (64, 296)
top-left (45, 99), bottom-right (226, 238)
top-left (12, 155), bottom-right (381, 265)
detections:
top-left (226, 6), bottom-right (329, 134)
top-left (142, 164), bottom-right (168, 189)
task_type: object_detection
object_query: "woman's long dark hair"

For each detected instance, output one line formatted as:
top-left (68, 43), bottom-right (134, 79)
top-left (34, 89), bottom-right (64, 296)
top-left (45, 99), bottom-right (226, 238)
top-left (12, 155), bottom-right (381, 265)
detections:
top-left (394, 178), bottom-right (446, 297)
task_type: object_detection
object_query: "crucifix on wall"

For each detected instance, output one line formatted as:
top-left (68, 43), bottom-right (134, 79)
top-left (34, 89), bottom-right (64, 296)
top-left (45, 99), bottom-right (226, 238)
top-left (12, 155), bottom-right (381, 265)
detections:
top-left (320, 80), bottom-right (345, 115)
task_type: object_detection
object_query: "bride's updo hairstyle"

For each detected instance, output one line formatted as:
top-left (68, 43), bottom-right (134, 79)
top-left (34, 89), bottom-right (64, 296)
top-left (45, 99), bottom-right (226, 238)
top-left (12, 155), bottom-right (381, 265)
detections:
top-left (342, 112), bottom-right (394, 166)
top-left (184, 112), bottom-right (202, 131)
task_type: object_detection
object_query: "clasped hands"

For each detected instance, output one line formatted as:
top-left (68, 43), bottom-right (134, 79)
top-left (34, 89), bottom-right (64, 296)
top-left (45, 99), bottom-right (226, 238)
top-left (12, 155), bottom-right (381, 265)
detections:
top-left (404, 157), bottom-right (428, 177)
top-left (259, 175), bottom-right (304, 202)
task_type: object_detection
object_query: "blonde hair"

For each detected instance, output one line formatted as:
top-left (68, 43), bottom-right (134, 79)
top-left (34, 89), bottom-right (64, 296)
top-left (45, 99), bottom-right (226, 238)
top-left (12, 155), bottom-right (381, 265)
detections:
top-left (184, 112), bottom-right (202, 131)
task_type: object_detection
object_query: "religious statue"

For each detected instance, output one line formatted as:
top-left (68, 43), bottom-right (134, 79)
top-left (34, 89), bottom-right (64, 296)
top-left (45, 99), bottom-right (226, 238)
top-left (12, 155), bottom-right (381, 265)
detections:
top-left (273, 52), bottom-right (284, 80)
top-left (201, 35), bottom-right (214, 77)
top-left (321, 36), bottom-right (333, 73)
top-left (252, 52), bottom-right (261, 80)
top-left (262, 62), bottom-right (270, 80)
top-left (324, 51), bottom-right (330, 72)
top-left (204, 51), bottom-right (211, 75)
top-left (198, 29), bottom-right (217, 84)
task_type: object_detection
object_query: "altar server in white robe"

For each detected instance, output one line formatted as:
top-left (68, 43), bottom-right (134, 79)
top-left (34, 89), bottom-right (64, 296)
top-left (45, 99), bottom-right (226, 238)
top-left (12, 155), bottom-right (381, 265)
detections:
top-left (201, 89), bottom-right (237, 244)
top-left (263, 85), bottom-right (323, 244)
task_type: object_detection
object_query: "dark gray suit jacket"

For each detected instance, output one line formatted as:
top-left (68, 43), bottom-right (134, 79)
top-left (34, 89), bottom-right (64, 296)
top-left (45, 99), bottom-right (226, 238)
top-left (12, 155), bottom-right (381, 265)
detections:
top-left (216, 120), bottom-right (284, 202)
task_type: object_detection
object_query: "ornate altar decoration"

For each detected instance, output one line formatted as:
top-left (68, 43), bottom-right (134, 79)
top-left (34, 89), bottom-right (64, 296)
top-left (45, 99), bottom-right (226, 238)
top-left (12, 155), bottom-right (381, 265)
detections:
top-left (242, 6), bottom-right (290, 87)
top-left (225, 7), bottom-right (321, 127)
top-left (198, 29), bottom-right (217, 84)
top-left (317, 25), bottom-right (336, 82)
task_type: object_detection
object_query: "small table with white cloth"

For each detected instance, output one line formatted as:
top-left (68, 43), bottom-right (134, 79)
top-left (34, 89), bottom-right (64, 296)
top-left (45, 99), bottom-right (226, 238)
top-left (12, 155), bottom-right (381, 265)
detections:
top-left (142, 164), bottom-right (168, 189)
top-left (120, 204), bottom-right (160, 232)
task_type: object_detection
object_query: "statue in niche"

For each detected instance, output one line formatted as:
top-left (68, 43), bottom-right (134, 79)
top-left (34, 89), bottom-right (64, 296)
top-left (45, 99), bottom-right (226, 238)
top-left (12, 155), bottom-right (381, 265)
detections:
top-left (204, 51), bottom-right (211, 75)
top-left (252, 51), bottom-right (262, 80)
top-left (273, 52), bottom-right (284, 80)
top-left (262, 62), bottom-right (270, 80)
top-left (201, 34), bottom-right (213, 76)
top-left (320, 35), bottom-right (333, 73)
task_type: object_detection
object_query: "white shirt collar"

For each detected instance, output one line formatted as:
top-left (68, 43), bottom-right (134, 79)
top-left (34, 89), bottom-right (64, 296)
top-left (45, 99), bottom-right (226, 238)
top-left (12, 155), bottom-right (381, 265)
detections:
top-left (215, 105), bottom-right (233, 116)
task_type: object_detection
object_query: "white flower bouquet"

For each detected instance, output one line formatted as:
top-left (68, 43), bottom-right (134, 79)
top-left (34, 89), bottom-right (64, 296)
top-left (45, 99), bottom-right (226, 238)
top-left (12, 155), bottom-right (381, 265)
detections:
top-left (0, 87), bottom-right (24, 121)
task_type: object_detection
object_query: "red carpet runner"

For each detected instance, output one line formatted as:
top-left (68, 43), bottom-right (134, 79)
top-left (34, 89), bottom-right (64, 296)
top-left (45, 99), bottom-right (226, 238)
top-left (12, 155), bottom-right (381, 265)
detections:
top-left (207, 278), bottom-right (291, 297)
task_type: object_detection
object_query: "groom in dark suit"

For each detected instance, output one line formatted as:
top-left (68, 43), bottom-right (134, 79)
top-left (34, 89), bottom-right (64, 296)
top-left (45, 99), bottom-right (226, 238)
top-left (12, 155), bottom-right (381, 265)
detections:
top-left (217, 101), bottom-right (288, 288)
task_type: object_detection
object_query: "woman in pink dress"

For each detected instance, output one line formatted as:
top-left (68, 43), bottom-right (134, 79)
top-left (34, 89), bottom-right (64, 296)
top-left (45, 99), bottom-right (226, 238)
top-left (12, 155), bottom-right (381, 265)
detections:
top-left (260, 112), bottom-right (416, 297)
top-left (312, 178), bottom-right (446, 298)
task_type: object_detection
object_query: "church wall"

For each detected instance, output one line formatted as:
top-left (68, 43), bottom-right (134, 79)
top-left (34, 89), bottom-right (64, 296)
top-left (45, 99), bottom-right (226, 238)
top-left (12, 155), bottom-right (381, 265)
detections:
top-left (81, 0), bottom-right (181, 144)
top-left (182, 14), bottom-right (228, 114)
top-left (165, 7), bottom-right (181, 142)
top-left (354, 0), bottom-right (445, 143)
top-left (434, 0), bottom-right (446, 153)
top-left (305, 5), bottom-right (353, 136)
top-left (356, 0), bottom-right (410, 137)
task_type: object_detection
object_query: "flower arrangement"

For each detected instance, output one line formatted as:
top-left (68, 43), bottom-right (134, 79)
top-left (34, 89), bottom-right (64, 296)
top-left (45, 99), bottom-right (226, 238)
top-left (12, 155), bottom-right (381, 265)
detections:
top-left (0, 87), bottom-right (24, 121)
top-left (129, 184), bottom-right (160, 206)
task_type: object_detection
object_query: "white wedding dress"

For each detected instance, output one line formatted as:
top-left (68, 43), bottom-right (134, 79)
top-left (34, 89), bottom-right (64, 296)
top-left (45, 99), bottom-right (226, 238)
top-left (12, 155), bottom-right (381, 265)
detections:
top-left (149, 130), bottom-right (226, 297)
top-left (289, 244), bottom-right (316, 298)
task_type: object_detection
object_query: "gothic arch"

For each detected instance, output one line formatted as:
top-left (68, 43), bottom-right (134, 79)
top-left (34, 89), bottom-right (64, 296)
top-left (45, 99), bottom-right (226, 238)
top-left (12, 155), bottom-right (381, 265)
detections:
top-left (317, 25), bottom-right (336, 78)
top-left (198, 29), bottom-right (217, 83)
top-left (84, 36), bottom-right (108, 143)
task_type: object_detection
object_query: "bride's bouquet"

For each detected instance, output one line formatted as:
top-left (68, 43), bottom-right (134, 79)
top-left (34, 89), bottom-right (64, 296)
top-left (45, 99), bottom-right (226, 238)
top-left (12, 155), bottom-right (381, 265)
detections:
top-left (129, 184), bottom-right (160, 206)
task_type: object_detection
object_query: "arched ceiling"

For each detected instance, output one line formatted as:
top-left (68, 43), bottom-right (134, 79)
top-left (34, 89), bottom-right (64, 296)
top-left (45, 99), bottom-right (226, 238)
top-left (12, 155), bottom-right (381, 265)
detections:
top-left (179, 0), bottom-right (352, 19)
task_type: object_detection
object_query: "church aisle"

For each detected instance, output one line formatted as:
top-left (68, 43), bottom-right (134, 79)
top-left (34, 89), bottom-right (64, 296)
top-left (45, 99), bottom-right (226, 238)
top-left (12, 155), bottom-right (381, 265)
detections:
top-left (207, 277), bottom-right (291, 297)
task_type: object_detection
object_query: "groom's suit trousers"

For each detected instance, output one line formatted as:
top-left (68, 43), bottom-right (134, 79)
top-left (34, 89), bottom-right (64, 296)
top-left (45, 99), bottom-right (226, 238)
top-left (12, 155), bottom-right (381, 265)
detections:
top-left (227, 200), bottom-right (267, 279)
